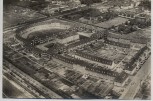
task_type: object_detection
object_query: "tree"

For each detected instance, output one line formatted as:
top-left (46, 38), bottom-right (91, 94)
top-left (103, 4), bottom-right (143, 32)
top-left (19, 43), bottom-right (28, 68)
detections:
top-left (111, 25), bottom-right (115, 29)
top-left (109, 0), bottom-right (125, 8)
top-left (125, 21), bottom-right (129, 25)
top-left (79, 0), bottom-right (101, 6)
top-left (141, 83), bottom-right (148, 94)
top-left (80, 0), bottom-right (93, 6)
top-left (138, 0), bottom-right (151, 11)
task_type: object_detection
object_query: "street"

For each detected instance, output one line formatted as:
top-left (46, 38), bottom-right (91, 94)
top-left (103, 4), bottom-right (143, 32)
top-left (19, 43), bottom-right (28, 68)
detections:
top-left (120, 56), bottom-right (151, 99)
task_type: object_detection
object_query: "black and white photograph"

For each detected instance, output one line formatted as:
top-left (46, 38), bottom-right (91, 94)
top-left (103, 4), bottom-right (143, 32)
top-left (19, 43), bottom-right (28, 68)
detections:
top-left (2, 0), bottom-right (151, 100)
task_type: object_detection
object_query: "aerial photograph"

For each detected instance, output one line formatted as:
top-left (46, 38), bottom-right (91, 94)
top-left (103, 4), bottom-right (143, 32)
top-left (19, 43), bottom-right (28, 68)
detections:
top-left (3, 0), bottom-right (151, 100)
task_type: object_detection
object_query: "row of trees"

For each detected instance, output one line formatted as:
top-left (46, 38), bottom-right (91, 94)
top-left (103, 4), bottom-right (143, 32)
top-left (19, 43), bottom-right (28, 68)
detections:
top-left (111, 17), bottom-right (151, 34)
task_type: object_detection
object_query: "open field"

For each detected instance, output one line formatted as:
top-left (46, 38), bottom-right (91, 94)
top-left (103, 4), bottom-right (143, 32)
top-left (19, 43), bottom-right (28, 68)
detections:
top-left (3, 6), bottom-right (46, 28)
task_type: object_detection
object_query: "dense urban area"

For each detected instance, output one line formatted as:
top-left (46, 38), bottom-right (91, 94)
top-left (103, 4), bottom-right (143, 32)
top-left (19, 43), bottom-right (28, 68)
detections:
top-left (3, 0), bottom-right (151, 100)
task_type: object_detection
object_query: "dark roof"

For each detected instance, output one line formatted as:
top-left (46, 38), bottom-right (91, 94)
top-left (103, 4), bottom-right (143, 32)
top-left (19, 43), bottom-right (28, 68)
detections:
top-left (67, 38), bottom-right (95, 49)
top-left (57, 31), bottom-right (77, 39)
top-left (105, 40), bottom-right (130, 48)
top-left (86, 65), bottom-right (119, 77)
top-left (75, 50), bottom-right (113, 65)
top-left (33, 47), bottom-right (43, 54)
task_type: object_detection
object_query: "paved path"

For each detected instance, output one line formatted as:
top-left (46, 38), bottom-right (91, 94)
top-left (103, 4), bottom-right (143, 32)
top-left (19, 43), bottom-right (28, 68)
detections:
top-left (120, 56), bottom-right (151, 100)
